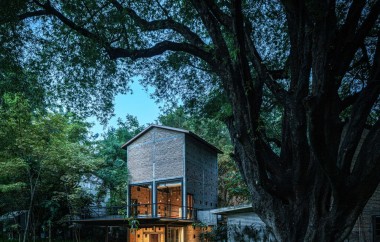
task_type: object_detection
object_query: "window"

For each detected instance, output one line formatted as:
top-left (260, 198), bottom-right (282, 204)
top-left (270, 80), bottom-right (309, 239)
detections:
top-left (156, 181), bottom-right (182, 218)
top-left (187, 194), bottom-right (194, 208)
top-left (130, 184), bottom-right (152, 217)
top-left (187, 194), bottom-right (195, 219)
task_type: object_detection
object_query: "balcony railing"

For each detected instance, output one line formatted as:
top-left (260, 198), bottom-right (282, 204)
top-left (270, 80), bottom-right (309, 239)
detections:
top-left (76, 203), bottom-right (197, 221)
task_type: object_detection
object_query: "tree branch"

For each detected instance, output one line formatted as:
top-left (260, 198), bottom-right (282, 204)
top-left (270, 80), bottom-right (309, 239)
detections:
top-left (339, 29), bottom-right (380, 174)
top-left (190, 0), bottom-right (232, 65)
top-left (280, 1), bottom-right (313, 101)
top-left (33, 0), bottom-right (105, 44)
top-left (1, 9), bottom-right (49, 24)
top-left (341, 93), bottom-right (360, 110)
top-left (106, 41), bottom-right (214, 63)
top-left (244, 26), bottom-right (288, 102)
top-left (338, 81), bottom-right (380, 174)
top-left (350, 118), bottom-right (380, 196)
top-left (232, 0), bottom-right (261, 112)
top-left (109, 0), bottom-right (207, 48)
top-left (335, 0), bottom-right (380, 78)
top-left (353, 1), bottom-right (380, 52)
top-left (240, 16), bottom-right (286, 102)
top-left (31, 0), bottom-right (215, 67)
top-left (204, 1), bottom-right (233, 30)
top-left (205, 0), bottom-right (288, 103)
top-left (337, 0), bottom-right (366, 43)
top-left (226, 118), bottom-right (289, 202)
top-left (16, 10), bottom-right (49, 21)
top-left (269, 69), bottom-right (289, 80)
top-left (371, 30), bottom-right (380, 81)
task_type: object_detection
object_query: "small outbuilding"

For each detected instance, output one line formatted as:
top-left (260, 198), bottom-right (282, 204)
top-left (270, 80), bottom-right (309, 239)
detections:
top-left (211, 204), bottom-right (275, 242)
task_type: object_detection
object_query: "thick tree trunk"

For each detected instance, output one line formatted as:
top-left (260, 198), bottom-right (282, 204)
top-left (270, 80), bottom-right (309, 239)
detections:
top-left (225, 69), bottom-right (378, 241)
top-left (222, 1), bottom-right (380, 241)
top-left (228, 127), bottom-right (374, 242)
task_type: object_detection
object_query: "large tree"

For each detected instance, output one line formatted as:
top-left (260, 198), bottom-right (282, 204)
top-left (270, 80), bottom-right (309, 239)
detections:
top-left (2, 0), bottom-right (380, 241)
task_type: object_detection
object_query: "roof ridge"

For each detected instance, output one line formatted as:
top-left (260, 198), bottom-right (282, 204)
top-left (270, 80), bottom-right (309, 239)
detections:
top-left (121, 124), bottom-right (222, 154)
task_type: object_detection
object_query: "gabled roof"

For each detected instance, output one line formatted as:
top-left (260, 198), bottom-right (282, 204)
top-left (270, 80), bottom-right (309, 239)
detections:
top-left (121, 124), bottom-right (222, 154)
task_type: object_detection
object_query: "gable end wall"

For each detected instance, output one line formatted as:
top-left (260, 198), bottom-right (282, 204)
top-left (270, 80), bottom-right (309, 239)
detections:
top-left (127, 127), bottom-right (185, 183)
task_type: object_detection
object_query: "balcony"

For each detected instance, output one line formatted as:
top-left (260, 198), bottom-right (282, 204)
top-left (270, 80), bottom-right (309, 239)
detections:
top-left (76, 203), bottom-right (197, 221)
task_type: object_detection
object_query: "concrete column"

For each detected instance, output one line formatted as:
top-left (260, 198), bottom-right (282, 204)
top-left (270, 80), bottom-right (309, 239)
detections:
top-left (182, 178), bottom-right (186, 219)
top-left (152, 180), bottom-right (156, 217)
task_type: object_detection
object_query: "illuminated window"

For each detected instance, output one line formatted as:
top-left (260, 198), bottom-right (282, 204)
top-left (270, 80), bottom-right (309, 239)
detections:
top-left (156, 181), bottom-right (182, 218)
top-left (130, 184), bottom-right (152, 217)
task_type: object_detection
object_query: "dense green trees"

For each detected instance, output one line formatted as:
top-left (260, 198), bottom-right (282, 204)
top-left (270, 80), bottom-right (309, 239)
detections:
top-left (0, 93), bottom-right (96, 241)
top-left (1, 0), bottom-right (379, 241)
top-left (94, 115), bottom-right (144, 206)
top-left (0, 92), bottom-right (146, 241)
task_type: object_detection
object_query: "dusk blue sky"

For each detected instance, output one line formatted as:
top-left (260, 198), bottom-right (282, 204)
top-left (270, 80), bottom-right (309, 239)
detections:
top-left (88, 81), bottom-right (160, 136)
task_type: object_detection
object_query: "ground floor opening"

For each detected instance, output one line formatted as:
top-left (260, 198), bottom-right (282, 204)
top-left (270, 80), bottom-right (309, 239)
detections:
top-left (73, 221), bottom-right (210, 242)
top-left (129, 226), bottom-right (183, 242)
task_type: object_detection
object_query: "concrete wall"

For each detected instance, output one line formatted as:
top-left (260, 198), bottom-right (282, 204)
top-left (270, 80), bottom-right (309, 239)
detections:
top-left (228, 212), bottom-right (264, 227)
top-left (127, 127), bottom-right (185, 183)
top-left (197, 210), bottom-right (217, 226)
top-left (185, 136), bottom-right (218, 210)
top-left (227, 212), bottom-right (275, 242)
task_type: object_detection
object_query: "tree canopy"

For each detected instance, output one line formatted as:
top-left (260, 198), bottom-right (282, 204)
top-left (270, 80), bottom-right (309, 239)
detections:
top-left (1, 0), bottom-right (380, 241)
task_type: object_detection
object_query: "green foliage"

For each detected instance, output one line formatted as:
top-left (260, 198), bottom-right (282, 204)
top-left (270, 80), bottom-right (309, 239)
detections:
top-left (94, 115), bottom-right (144, 205)
top-left (0, 93), bottom-right (97, 238)
top-left (192, 222), bottom-right (208, 230)
top-left (230, 223), bottom-right (275, 242)
top-left (118, 208), bottom-right (140, 231)
top-left (0, 0), bottom-right (376, 131)
top-left (127, 217), bottom-right (140, 231)
top-left (192, 222), bottom-right (228, 242)
top-left (198, 225), bottom-right (228, 242)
